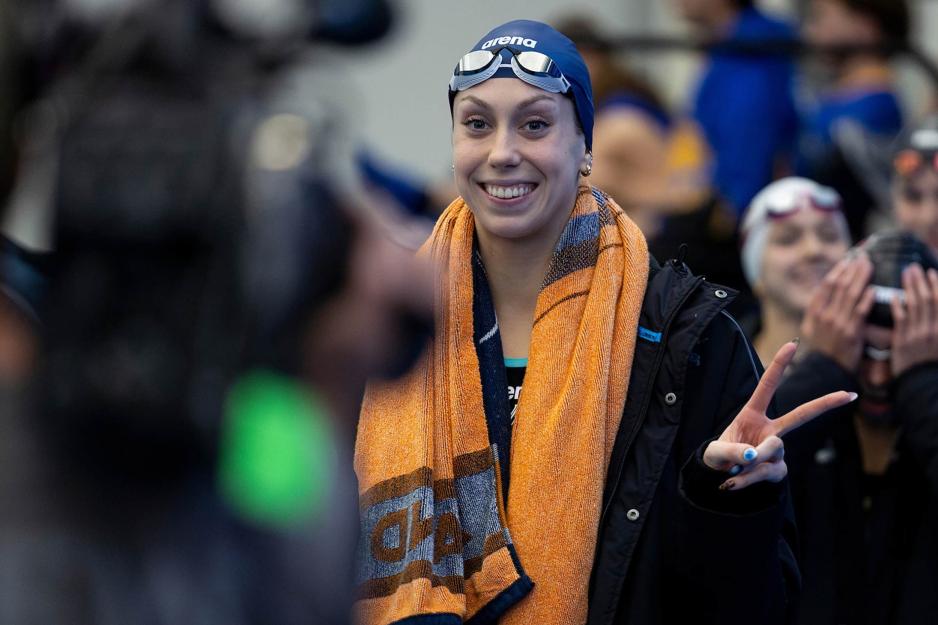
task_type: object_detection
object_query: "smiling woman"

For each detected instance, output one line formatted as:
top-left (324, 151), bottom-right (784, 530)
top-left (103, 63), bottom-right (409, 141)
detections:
top-left (739, 177), bottom-right (853, 365)
top-left (452, 83), bottom-right (585, 251)
top-left (353, 19), bottom-right (856, 625)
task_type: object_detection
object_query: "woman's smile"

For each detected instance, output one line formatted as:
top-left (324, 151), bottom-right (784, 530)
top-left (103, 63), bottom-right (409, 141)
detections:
top-left (480, 182), bottom-right (538, 202)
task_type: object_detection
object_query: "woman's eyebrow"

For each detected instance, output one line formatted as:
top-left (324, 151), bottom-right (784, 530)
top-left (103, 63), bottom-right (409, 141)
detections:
top-left (457, 94), bottom-right (557, 111)
top-left (516, 94), bottom-right (556, 109)
top-left (457, 95), bottom-right (491, 110)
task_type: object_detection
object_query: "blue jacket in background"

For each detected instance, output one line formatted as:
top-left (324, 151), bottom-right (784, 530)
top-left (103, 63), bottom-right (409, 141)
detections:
top-left (802, 89), bottom-right (902, 151)
top-left (692, 7), bottom-right (798, 218)
top-left (797, 88), bottom-right (903, 239)
top-left (798, 87), bottom-right (902, 179)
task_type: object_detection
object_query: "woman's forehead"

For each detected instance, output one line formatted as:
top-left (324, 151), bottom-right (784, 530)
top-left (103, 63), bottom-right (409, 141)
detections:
top-left (769, 206), bottom-right (844, 231)
top-left (453, 78), bottom-right (565, 111)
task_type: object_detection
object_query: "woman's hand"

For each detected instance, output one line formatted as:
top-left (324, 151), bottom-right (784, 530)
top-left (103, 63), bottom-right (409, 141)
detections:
top-left (800, 255), bottom-right (876, 373)
top-left (890, 264), bottom-right (938, 377)
top-left (703, 341), bottom-right (857, 491)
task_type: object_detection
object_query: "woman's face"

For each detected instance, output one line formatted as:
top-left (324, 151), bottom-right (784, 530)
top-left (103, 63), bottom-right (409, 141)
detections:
top-left (756, 208), bottom-right (851, 317)
top-left (452, 78), bottom-right (587, 247)
top-left (893, 168), bottom-right (938, 255)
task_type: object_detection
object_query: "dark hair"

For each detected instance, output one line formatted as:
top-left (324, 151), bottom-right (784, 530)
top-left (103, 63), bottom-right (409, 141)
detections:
top-left (842, 0), bottom-right (910, 46)
top-left (553, 15), bottom-right (666, 115)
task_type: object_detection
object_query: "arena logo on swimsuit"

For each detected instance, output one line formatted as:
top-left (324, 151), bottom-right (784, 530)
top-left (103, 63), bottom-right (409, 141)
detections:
top-left (480, 36), bottom-right (537, 49)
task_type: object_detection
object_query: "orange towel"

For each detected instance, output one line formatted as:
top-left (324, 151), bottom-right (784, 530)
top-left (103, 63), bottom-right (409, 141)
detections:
top-left (354, 186), bottom-right (649, 624)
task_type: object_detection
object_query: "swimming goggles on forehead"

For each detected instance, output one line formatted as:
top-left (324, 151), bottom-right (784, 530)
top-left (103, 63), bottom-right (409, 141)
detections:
top-left (449, 46), bottom-right (572, 95)
top-left (894, 149), bottom-right (938, 177)
top-left (764, 187), bottom-right (842, 220)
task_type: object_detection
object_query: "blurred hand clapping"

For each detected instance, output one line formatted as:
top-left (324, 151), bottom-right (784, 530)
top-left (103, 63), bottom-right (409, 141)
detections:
top-left (801, 255), bottom-right (876, 373)
top-left (890, 264), bottom-right (938, 377)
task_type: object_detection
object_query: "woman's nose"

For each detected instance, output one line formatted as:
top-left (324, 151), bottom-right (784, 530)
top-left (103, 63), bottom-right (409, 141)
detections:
top-left (487, 128), bottom-right (522, 169)
top-left (799, 231), bottom-right (831, 262)
top-left (801, 233), bottom-right (823, 257)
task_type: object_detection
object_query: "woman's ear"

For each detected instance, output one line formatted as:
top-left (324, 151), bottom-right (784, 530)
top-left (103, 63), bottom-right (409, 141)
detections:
top-left (579, 151), bottom-right (593, 177)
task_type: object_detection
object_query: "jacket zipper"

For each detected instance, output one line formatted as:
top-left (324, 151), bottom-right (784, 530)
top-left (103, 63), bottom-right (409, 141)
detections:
top-left (598, 273), bottom-right (705, 530)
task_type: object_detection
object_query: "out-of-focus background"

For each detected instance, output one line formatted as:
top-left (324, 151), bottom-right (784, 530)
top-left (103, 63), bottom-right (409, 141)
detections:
top-left (1, 0), bottom-right (937, 622)
top-left (346, 0), bottom-right (938, 180)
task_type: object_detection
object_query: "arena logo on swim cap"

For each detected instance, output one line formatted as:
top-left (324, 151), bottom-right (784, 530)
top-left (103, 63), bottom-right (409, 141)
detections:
top-left (481, 36), bottom-right (537, 49)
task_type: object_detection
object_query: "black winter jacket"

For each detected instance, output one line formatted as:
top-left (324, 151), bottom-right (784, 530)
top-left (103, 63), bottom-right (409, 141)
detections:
top-left (777, 352), bottom-right (938, 625)
top-left (588, 258), bottom-right (799, 625)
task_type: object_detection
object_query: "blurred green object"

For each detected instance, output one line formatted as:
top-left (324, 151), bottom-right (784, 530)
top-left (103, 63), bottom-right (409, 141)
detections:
top-left (219, 370), bottom-right (334, 527)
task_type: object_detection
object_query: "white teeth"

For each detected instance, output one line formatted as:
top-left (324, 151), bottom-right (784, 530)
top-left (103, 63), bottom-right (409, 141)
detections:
top-left (484, 184), bottom-right (533, 199)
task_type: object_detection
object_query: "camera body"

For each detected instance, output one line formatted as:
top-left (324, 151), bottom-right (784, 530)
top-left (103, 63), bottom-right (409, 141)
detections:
top-left (861, 230), bottom-right (938, 328)
top-left (26, 7), bottom-right (358, 490)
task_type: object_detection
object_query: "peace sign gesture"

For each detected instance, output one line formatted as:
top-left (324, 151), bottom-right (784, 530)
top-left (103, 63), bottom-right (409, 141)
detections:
top-left (703, 340), bottom-right (858, 491)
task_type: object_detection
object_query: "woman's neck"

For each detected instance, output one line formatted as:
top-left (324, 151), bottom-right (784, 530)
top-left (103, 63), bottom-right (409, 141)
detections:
top-left (476, 229), bottom-right (557, 360)
top-left (754, 302), bottom-right (801, 366)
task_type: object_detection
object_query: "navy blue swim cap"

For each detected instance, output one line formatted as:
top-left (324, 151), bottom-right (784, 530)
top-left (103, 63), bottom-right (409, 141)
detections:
top-left (449, 19), bottom-right (594, 151)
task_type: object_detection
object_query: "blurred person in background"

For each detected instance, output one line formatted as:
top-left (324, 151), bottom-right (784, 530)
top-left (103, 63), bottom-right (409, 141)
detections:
top-left (892, 115), bottom-right (938, 255)
top-left (554, 15), bottom-right (673, 228)
top-left (739, 177), bottom-right (852, 365)
top-left (672, 0), bottom-right (798, 219)
top-left (798, 0), bottom-right (909, 241)
top-left (0, 0), bottom-right (432, 623)
top-left (556, 14), bottom-right (749, 313)
top-left (775, 230), bottom-right (938, 624)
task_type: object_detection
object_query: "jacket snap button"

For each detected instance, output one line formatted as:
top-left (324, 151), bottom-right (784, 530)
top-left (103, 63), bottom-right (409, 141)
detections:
top-left (664, 392), bottom-right (677, 405)
top-left (714, 289), bottom-right (728, 299)
top-left (626, 509), bottom-right (640, 522)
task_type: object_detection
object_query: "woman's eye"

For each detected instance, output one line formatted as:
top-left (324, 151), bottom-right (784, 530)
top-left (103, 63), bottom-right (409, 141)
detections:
top-left (464, 118), bottom-right (489, 131)
top-left (524, 120), bottom-right (549, 132)
top-left (771, 230), bottom-right (800, 246)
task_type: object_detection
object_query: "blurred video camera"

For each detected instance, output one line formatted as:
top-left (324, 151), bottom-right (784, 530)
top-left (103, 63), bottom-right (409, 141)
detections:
top-left (861, 230), bottom-right (938, 327)
top-left (3, 0), bottom-right (394, 488)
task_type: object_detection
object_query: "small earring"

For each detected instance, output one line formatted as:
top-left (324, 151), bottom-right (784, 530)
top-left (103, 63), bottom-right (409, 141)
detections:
top-left (580, 152), bottom-right (593, 177)
top-left (451, 163), bottom-right (455, 171)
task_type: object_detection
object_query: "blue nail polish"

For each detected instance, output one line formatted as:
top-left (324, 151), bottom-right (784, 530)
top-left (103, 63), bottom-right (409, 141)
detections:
top-left (729, 465), bottom-right (742, 476)
top-left (743, 448), bottom-right (758, 462)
